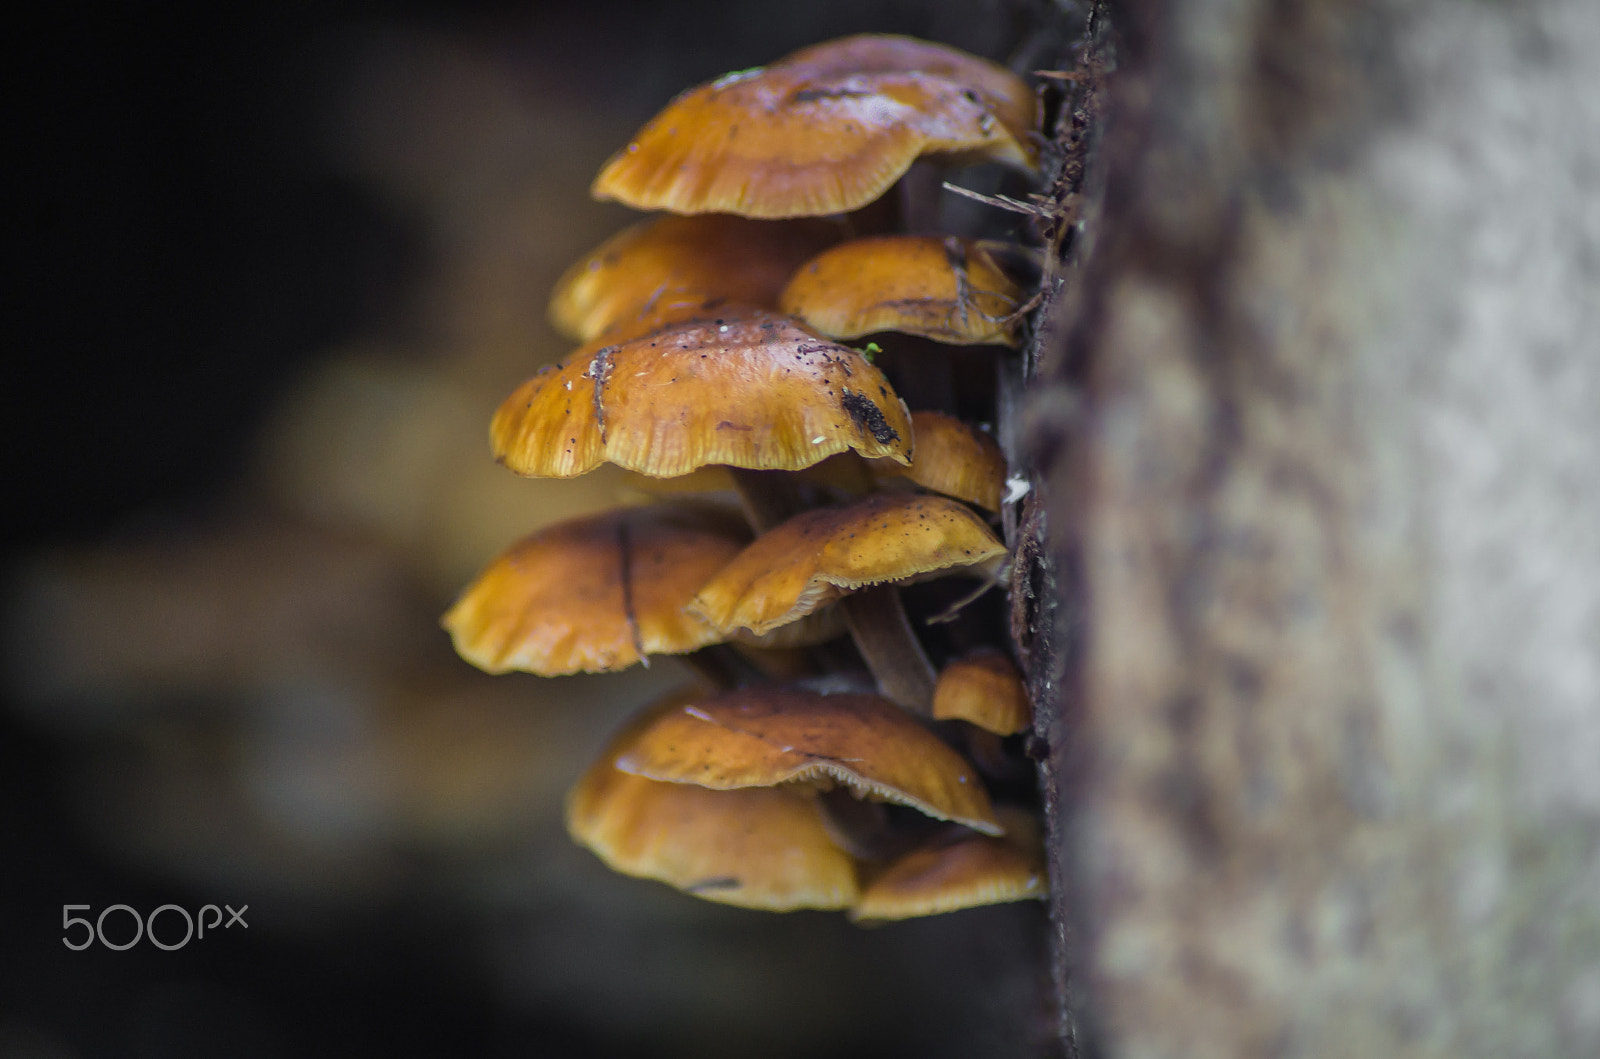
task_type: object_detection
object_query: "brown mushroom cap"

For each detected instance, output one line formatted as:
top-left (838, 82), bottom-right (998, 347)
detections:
top-left (441, 504), bottom-right (749, 675)
top-left (850, 814), bottom-right (1046, 921)
top-left (690, 492), bottom-right (1006, 637)
top-left (931, 647), bottom-right (1032, 735)
top-left (568, 691), bottom-right (859, 910)
top-left (613, 684), bottom-right (1002, 834)
top-left (780, 236), bottom-right (1023, 346)
top-left (592, 36), bottom-right (1036, 219)
top-left (492, 308), bottom-right (913, 479)
top-left (872, 410), bottom-right (1007, 511)
top-left (550, 215), bottom-right (842, 343)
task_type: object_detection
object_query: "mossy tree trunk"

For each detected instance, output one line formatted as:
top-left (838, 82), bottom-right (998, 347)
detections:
top-left (1024, 0), bottom-right (1600, 1055)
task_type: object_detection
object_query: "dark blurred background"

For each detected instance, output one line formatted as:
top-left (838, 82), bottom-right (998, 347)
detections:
top-left (5, 1), bottom-right (1069, 1056)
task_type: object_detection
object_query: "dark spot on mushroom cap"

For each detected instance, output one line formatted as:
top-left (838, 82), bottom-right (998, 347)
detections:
top-left (840, 388), bottom-right (900, 445)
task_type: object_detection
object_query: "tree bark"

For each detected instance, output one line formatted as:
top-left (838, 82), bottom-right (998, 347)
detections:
top-left (1026, 0), bottom-right (1600, 1055)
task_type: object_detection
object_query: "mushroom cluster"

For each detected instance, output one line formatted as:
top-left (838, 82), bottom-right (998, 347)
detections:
top-left (444, 34), bottom-right (1046, 919)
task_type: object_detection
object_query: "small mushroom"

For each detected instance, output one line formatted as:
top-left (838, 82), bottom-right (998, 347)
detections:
top-left (872, 410), bottom-right (1007, 512)
top-left (850, 810), bottom-right (1046, 921)
top-left (491, 307), bottom-right (913, 480)
top-left (931, 647), bottom-right (1032, 735)
top-left (780, 236), bottom-right (1023, 346)
top-left (568, 690), bottom-right (859, 910)
top-left (550, 215), bottom-right (841, 342)
top-left (612, 684), bottom-right (1002, 835)
top-left (441, 504), bottom-right (749, 675)
top-left (592, 36), bottom-right (1036, 219)
top-left (691, 491), bottom-right (1005, 711)
top-left (689, 492), bottom-right (1005, 638)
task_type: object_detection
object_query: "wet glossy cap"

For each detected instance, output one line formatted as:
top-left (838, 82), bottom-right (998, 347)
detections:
top-left (690, 492), bottom-right (1006, 637)
top-left (592, 35), bottom-right (1037, 218)
top-left (931, 647), bottom-right (1032, 735)
top-left (491, 307), bottom-right (913, 479)
top-left (568, 690), bottom-right (859, 910)
top-left (612, 684), bottom-right (1002, 834)
top-left (850, 810), bottom-right (1046, 920)
top-left (778, 35), bottom-right (1036, 147)
top-left (550, 215), bottom-right (841, 342)
top-left (442, 504), bottom-right (749, 675)
top-left (780, 236), bottom-right (1023, 346)
top-left (872, 411), bottom-right (1007, 511)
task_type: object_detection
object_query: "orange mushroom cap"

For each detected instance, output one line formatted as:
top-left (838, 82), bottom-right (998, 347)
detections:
top-left (690, 492), bottom-right (1006, 637)
top-left (491, 307), bottom-right (913, 479)
top-left (931, 647), bottom-right (1032, 735)
top-left (441, 504), bottom-right (749, 675)
top-left (872, 410), bottom-right (1008, 511)
top-left (613, 684), bottom-right (1002, 835)
top-left (592, 35), bottom-right (1037, 219)
top-left (780, 236), bottom-right (1023, 346)
top-left (850, 811), bottom-right (1046, 921)
top-left (550, 214), bottom-right (841, 343)
top-left (568, 690), bottom-right (859, 910)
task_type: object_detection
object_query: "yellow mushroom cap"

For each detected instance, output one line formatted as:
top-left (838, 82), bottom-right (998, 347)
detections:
top-left (568, 691), bottom-right (859, 910)
top-left (592, 36), bottom-right (1036, 219)
top-left (872, 410), bottom-right (1008, 511)
top-left (931, 647), bottom-right (1032, 735)
top-left (549, 214), bottom-right (841, 343)
top-left (850, 814), bottom-right (1046, 921)
top-left (780, 236), bottom-right (1023, 346)
top-left (690, 492), bottom-right (1006, 637)
top-left (491, 307), bottom-right (913, 480)
top-left (441, 504), bottom-right (749, 675)
top-left (612, 684), bottom-right (1002, 835)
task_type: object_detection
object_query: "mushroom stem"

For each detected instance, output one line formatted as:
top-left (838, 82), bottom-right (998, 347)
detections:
top-left (897, 160), bottom-right (946, 235)
top-left (843, 191), bottom-right (903, 238)
top-left (676, 644), bottom-right (761, 691)
top-left (886, 338), bottom-right (954, 414)
top-left (842, 585), bottom-right (938, 714)
top-left (814, 788), bottom-right (925, 862)
top-left (728, 467), bottom-right (805, 533)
